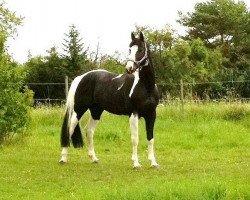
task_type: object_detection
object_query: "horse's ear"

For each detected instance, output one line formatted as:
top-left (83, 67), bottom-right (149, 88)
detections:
top-left (139, 32), bottom-right (144, 42)
top-left (131, 32), bottom-right (136, 40)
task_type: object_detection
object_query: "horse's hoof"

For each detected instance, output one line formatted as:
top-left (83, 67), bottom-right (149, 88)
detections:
top-left (151, 164), bottom-right (159, 169)
top-left (59, 160), bottom-right (67, 164)
top-left (133, 164), bottom-right (142, 169)
top-left (92, 159), bottom-right (99, 164)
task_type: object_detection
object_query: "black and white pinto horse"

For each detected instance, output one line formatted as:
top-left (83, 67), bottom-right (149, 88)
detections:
top-left (59, 32), bottom-right (159, 168)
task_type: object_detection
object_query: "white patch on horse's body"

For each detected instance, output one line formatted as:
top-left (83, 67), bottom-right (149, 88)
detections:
top-left (86, 117), bottom-right (99, 162)
top-left (129, 113), bottom-right (141, 168)
top-left (117, 83), bottom-right (124, 90)
top-left (112, 74), bottom-right (123, 80)
top-left (148, 139), bottom-right (158, 167)
top-left (129, 70), bottom-right (139, 97)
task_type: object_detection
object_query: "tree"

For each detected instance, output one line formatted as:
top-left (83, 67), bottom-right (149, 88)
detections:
top-left (62, 24), bottom-right (91, 78)
top-left (25, 47), bottom-right (67, 100)
top-left (100, 52), bottom-right (125, 74)
top-left (178, 0), bottom-right (250, 98)
top-left (0, 2), bottom-right (23, 37)
top-left (178, 0), bottom-right (249, 47)
top-left (0, 4), bottom-right (32, 142)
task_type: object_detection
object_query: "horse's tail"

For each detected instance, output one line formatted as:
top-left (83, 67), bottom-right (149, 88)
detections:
top-left (61, 107), bottom-right (70, 147)
top-left (71, 122), bottom-right (83, 148)
top-left (61, 77), bottom-right (83, 148)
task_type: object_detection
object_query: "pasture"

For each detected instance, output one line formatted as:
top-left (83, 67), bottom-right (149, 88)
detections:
top-left (0, 103), bottom-right (250, 199)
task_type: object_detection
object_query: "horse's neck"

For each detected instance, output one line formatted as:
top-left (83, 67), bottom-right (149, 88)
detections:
top-left (139, 63), bottom-right (155, 92)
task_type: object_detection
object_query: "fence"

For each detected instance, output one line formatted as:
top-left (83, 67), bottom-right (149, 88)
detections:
top-left (26, 76), bottom-right (250, 106)
top-left (26, 76), bottom-right (69, 105)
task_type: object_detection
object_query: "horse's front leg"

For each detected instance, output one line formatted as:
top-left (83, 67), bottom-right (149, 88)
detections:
top-left (86, 116), bottom-right (99, 163)
top-left (145, 111), bottom-right (159, 168)
top-left (129, 113), bottom-right (141, 168)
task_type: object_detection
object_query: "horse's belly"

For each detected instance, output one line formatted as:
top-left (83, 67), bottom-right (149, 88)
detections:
top-left (101, 99), bottom-right (129, 115)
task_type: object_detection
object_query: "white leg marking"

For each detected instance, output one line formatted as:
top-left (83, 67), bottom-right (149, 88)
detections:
top-left (148, 139), bottom-right (159, 168)
top-left (129, 113), bottom-right (141, 168)
top-left (59, 147), bottom-right (68, 163)
top-left (59, 112), bottom-right (79, 163)
top-left (129, 70), bottom-right (139, 98)
top-left (86, 117), bottom-right (99, 163)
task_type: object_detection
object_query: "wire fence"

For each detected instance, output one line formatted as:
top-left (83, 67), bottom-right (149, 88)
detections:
top-left (25, 77), bottom-right (250, 106)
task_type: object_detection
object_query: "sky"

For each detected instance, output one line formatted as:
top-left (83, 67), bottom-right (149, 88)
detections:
top-left (6, 0), bottom-right (250, 64)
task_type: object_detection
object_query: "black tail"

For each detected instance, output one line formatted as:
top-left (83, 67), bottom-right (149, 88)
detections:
top-left (60, 107), bottom-right (84, 148)
top-left (61, 109), bottom-right (70, 147)
top-left (71, 123), bottom-right (83, 148)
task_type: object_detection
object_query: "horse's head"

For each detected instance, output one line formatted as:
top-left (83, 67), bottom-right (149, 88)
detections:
top-left (126, 32), bottom-right (148, 74)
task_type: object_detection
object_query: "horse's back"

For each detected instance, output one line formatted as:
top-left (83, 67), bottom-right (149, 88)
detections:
top-left (73, 69), bottom-right (134, 115)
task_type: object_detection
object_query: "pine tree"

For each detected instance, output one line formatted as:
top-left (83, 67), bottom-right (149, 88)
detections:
top-left (62, 24), bottom-right (88, 78)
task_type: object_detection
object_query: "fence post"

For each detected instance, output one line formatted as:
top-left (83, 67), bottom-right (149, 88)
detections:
top-left (192, 78), bottom-right (195, 100)
top-left (180, 79), bottom-right (184, 113)
top-left (65, 76), bottom-right (69, 99)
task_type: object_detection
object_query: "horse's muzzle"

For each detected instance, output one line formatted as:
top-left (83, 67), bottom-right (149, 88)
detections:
top-left (126, 67), bottom-right (136, 74)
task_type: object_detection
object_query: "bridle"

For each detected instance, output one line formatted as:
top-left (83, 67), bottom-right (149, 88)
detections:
top-left (127, 42), bottom-right (149, 71)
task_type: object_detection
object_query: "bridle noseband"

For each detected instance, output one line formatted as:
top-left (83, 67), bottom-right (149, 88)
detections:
top-left (127, 43), bottom-right (149, 71)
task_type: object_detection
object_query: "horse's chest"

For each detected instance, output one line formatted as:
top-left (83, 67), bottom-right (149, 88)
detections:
top-left (129, 83), bottom-right (159, 113)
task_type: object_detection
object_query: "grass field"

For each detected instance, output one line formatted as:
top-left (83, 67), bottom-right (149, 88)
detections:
top-left (0, 103), bottom-right (250, 199)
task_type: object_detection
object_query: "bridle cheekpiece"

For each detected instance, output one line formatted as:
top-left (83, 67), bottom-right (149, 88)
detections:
top-left (127, 42), bottom-right (149, 71)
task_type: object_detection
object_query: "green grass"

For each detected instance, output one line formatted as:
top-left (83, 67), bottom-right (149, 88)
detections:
top-left (1, 103), bottom-right (250, 199)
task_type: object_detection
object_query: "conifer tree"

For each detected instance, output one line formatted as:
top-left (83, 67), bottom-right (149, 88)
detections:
top-left (62, 24), bottom-right (88, 78)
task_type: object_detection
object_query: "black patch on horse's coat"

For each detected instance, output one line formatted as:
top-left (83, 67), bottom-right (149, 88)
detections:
top-left (74, 71), bottom-right (135, 117)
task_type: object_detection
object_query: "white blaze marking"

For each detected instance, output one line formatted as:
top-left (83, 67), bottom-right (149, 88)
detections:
top-left (126, 45), bottom-right (138, 71)
top-left (129, 70), bottom-right (139, 97)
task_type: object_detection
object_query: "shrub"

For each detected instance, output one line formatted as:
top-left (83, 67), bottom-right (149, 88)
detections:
top-left (0, 52), bottom-right (33, 143)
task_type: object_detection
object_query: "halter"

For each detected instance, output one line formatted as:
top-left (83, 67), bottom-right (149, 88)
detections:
top-left (127, 43), bottom-right (149, 70)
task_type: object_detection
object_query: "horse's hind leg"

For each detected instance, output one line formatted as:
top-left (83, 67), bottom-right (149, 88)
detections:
top-left (60, 111), bottom-right (79, 163)
top-left (86, 107), bottom-right (103, 163)
top-left (60, 109), bottom-right (86, 163)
